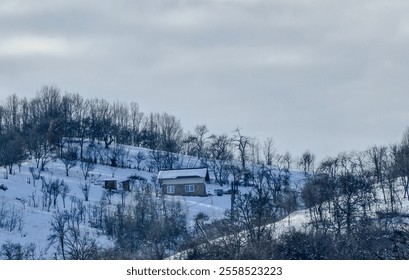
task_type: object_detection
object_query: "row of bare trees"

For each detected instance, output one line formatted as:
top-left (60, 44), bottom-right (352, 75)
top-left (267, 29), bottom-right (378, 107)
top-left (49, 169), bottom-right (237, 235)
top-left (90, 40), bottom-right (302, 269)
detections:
top-left (1, 86), bottom-right (316, 178)
top-left (0, 87), bottom-right (175, 171)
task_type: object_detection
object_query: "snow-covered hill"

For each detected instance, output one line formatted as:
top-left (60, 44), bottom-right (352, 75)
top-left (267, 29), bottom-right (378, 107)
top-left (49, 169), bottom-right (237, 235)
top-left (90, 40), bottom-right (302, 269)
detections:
top-left (0, 143), bottom-right (305, 259)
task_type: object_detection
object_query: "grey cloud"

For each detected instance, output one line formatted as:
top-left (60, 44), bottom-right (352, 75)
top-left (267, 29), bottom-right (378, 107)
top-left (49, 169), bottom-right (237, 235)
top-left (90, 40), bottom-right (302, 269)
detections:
top-left (2, 0), bottom-right (409, 159)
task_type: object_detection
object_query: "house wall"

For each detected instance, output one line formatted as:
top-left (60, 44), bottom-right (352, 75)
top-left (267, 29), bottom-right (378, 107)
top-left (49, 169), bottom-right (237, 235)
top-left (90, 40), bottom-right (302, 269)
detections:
top-left (161, 177), bottom-right (204, 185)
top-left (161, 182), bottom-right (206, 196)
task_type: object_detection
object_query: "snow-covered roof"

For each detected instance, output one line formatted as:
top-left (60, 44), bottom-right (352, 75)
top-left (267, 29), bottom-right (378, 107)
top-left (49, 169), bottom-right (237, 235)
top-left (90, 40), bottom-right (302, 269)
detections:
top-left (158, 168), bottom-right (209, 180)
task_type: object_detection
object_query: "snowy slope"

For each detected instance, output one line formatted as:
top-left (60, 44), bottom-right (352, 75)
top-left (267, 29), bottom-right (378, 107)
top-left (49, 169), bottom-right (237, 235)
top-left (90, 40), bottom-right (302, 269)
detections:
top-left (0, 144), bottom-right (305, 259)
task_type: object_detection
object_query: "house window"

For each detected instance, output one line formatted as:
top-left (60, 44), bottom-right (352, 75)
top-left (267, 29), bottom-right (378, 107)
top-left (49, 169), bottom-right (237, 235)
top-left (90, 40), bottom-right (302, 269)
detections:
top-left (185, 185), bottom-right (195, 193)
top-left (167, 185), bottom-right (175, 194)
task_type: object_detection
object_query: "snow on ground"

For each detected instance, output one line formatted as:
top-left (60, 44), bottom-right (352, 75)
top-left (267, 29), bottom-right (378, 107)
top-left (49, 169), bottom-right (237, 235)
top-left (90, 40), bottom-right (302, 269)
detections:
top-left (0, 144), bottom-right (305, 259)
top-left (169, 187), bottom-right (234, 222)
top-left (0, 162), bottom-right (235, 258)
top-left (0, 154), bottom-right (149, 258)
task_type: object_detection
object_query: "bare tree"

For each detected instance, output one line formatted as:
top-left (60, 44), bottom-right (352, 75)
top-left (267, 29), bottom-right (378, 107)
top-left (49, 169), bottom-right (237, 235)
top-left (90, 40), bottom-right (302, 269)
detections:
top-left (110, 100), bottom-right (130, 145)
top-left (60, 182), bottom-right (70, 209)
top-left (41, 177), bottom-right (63, 211)
top-left (107, 143), bottom-right (128, 168)
top-left (133, 151), bottom-right (146, 170)
top-left (207, 134), bottom-right (233, 186)
top-left (48, 210), bottom-right (98, 260)
top-left (79, 182), bottom-right (91, 202)
top-left (27, 121), bottom-right (52, 171)
top-left (383, 145), bottom-right (401, 213)
top-left (189, 124), bottom-right (210, 158)
top-left (0, 132), bottom-right (26, 175)
top-left (61, 144), bottom-right (78, 176)
top-left (228, 164), bottom-right (241, 213)
top-left (395, 128), bottom-right (409, 200)
top-left (299, 150), bottom-right (315, 176)
top-left (148, 149), bottom-right (167, 173)
top-left (68, 93), bottom-right (88, 160)
top-left (194, 212), bottom-right (209, 239)
top-left (48, 210), bottom-right (69, 260)
top-left (130, 102), bottom-right (144, 146)
top-left (366, 145), bottom-right (388, 203)
top-left (277, 186), bottom-right (299, 225)
top-left (80, 160), bottom-right (95, 180)
top-left (249, 139), bottom-right (262, 165)
top-left (232, 128), bottom-right (252, 172)
top-left (158, 112), bottom-right (184, 154)
top-left (140, 112), bottom-right (160, 150)
top-left (263, 137), bottom-right (276, 166)
top-left (282, 151), bottom-right (292, 171)
top-left (2, 94), bottom-right (21, 133)
top-left (63, 226), bottom-right (98, 260)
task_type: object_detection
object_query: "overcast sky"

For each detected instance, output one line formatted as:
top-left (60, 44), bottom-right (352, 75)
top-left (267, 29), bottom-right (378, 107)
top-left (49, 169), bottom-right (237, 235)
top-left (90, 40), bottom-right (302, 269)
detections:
top-left (1, 0), bottom-right (409, 160)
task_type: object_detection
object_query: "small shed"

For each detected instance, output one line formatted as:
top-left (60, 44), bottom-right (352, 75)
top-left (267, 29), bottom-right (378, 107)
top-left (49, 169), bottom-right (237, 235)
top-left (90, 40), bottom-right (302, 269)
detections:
top-left (158, 168), bottom-right (210, 197)
top-left (103, 179), bottom-right (117, 190)
top-left (103, 178), bottom-right (132, 191)
top-left (121, 180), bottom-right (131, 191)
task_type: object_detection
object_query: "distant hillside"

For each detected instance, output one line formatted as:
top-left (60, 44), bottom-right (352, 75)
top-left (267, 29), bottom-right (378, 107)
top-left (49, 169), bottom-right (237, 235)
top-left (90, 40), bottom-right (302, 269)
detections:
top-left (2, 89), bottom-right (409, 259)
top-left (0, 140), bottom-right (305, 260)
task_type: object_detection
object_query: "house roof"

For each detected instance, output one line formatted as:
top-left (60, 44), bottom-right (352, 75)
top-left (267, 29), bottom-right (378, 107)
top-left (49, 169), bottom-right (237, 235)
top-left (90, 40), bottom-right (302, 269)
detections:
top-left (158, 168), bottom-right (209, 181)
top-left (101, 178), bottom-right (129, 183)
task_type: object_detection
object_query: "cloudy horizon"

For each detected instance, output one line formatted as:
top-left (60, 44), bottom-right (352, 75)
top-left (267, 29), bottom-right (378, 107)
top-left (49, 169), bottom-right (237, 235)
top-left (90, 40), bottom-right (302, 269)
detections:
top-left (1, 0), bottom-right (409, 160)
